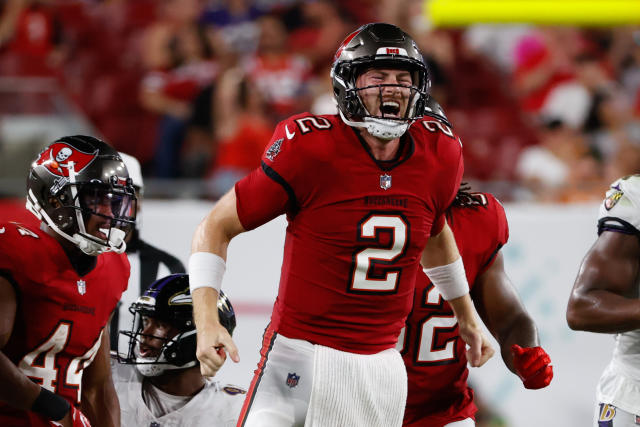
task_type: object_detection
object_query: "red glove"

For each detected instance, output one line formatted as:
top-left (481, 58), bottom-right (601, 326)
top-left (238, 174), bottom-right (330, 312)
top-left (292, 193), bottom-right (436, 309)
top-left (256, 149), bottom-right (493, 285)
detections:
top-left (48, 406), bottom-right (92, 427)
top-left (511, 344), bottom-right (553, 389)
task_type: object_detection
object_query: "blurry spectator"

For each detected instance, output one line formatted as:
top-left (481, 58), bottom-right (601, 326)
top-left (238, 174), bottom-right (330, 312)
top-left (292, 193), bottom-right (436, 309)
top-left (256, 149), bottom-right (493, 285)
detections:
top-left (139, 0), bottom-right (202, 71)
top-left (244, 14), bottom-right (312, 122)
top-left (310, 74), bottom-right (337, 115)
top-left (288, 0), bottom-right (350, 75)
top-left (140, 24), bottom-right (218, 177)
top-left (516, 118), bottom-right (602, 202)
top-left (200, 0), bottom-right (264, 57)
top-left (588, 90), bottom-right (640, 183)
top-left (413, 28), bottom-right (454, 105)
top-left (206, 69), bottom-right (272, 197)
top-left (464, 25), bottom-right (533, 73)
top-left (512, 28), bottom-right (591, 128)
top-left (0, 0), bottom-right (65, 75)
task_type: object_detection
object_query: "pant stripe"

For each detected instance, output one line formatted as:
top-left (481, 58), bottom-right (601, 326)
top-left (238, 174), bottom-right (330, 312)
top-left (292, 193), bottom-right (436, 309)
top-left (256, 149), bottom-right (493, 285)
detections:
top-left (237, 323), bottom-right (278, 427)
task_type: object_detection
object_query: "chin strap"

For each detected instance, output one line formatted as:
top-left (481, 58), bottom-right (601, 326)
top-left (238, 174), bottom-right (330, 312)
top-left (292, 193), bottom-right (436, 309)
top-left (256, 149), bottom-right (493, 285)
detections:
top-left (74, 228), bottom-right (126, 256)
top-left (27, 189), bottom-right (127, 256)
top-left (338, 110), bottom-right (409, 140)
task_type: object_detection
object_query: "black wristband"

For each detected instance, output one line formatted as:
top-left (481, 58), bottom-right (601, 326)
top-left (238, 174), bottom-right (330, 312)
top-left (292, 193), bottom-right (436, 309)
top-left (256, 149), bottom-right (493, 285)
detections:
top-left (31, 387), bottom-right (71, 421)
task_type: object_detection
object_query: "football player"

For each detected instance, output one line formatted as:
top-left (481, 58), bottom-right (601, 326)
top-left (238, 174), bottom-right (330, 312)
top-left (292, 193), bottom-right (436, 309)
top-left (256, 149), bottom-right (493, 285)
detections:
top-left (0, 136), bottom-right (136, 426)
top-left (567, 175), bottom-right (640, 426)
top-left (113, 273), bottom-right (245, 426)
top-left (401, 187), bottom-right (553, 426)
top-left (189, 22), bottom-right (492, 426)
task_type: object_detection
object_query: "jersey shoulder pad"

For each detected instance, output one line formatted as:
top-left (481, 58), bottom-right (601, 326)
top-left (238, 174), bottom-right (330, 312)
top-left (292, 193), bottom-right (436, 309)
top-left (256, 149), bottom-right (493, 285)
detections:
top-left (263, 113), bottom-right (339, 165)
top-left (0, 222), bottom-right (54, 282)
top-left (0, 221), bottom-right (44, 258)
top-left (598, 175), bottom-right (640, 233)
top-left (410, 117), bottom-right (463, 154)
top-left (275, 113), bottom-right (337, 142)
top-left (451, 192), bottom-right (509, 245)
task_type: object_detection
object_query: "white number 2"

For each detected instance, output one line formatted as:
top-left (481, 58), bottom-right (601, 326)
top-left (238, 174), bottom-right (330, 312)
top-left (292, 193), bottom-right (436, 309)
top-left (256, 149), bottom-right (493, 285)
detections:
top-left (349, 214), bottom-right (407, 292)
top-left (396, 285), bottom-right (459, 364)
top-left (19, 322), bottom-right (102, 402)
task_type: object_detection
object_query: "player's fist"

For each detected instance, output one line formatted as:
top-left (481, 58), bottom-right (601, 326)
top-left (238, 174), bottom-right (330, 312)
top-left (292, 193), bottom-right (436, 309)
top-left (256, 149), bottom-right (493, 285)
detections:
top-left (196, 323), bottom-right (240, 377)
top-left (511, 344), bottom-right (553, 389)
top-left (458, 321), bottom-right (494, 367)
top-left (49, 406), bottom-right (91, 427)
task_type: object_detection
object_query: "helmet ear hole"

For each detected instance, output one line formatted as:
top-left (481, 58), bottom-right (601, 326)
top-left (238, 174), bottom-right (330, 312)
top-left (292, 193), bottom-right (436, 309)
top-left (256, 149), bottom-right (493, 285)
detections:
top-left (57, 214), bottom-right (73, 230)
top-left (345, 93), bottom-right (360, 116)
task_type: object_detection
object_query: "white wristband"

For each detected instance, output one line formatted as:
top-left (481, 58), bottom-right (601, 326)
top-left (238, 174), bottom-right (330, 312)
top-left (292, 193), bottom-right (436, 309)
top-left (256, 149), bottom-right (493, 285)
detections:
top-left (423, 257), bottom-right (469, 301)
top-left (188, 252), bottom-right (226, 293)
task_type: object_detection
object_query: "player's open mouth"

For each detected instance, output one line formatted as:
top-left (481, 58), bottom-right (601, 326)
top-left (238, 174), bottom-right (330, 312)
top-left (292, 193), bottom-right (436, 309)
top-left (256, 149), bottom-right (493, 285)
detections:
top-left (381, 101), bottom-right (401, 117)
top-left (138, 344), bottom-right (159, 358)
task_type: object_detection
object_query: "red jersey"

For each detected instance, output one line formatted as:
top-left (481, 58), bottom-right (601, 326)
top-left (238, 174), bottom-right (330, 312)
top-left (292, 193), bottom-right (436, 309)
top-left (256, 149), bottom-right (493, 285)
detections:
top-left (0, 222), bottom-right (129, 426)
top-left (400, 193), bottom-right (509, 427)
top-left (235, 113), bottom-right (464, 354)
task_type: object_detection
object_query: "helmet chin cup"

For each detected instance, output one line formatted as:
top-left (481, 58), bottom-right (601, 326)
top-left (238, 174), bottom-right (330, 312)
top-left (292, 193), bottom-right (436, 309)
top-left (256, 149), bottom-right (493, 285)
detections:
top-left (73, 233), bottom-right (105, 256)
top-left (134, 355), bottom-right (172, 377)
top-left (72, 227), bottom-right (127, 256)
top-left (363, 117), bottom-right (409, 140)
top-left (101, 227), bottom-right (127, 253)
top-left (338, 110), bottom-right (409, 140)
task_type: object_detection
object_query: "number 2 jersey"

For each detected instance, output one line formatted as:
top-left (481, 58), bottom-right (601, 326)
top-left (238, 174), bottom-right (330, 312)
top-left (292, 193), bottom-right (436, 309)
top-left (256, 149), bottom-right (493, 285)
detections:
top-left (595, 176), bottom-right (640, 415)
top-left (234, 113), bottom-right (464, 354)
top-left (0, 221), bottom-right (129, 426)
top-left (401, 193), bottom-right (508, 426)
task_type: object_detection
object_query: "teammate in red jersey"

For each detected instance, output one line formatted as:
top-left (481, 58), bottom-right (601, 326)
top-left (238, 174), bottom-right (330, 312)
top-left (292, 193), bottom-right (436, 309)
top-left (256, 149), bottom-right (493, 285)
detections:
top-left (0, 136), bottom-right (136, 427)
top-left (189, 23), bottom-right (493, 426)
top-left (401, 188), bottom-right (553, 427)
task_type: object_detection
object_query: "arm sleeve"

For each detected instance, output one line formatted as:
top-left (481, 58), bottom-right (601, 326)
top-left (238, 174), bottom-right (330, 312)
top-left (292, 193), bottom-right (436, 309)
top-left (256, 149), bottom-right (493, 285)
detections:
top-left (235, 166), bottom-right (290, 230)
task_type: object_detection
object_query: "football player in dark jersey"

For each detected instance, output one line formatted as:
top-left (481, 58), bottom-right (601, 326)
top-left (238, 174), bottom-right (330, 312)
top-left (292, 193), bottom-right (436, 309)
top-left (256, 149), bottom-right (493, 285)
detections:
top-left (189, 23), bottom-right (493, 426)
top-left (402, 188), bottom-right (553, 426)
top-left (0, 136), bottom-right (136, 426)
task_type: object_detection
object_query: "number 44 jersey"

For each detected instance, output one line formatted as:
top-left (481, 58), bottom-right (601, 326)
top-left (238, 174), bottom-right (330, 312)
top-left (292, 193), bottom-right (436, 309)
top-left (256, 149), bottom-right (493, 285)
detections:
top-left (235, 113), bottom-right (464, 355)
top-left (0, 221), bottom-right (129, 425)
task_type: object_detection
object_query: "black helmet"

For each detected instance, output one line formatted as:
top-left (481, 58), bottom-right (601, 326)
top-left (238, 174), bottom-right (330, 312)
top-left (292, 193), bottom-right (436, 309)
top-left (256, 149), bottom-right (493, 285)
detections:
top-left (331, 23), bottom-right (430, 138)
top-left (26, 135), bottom-right (136, 255)
top-left (118, 273), bottom-right (236, 376)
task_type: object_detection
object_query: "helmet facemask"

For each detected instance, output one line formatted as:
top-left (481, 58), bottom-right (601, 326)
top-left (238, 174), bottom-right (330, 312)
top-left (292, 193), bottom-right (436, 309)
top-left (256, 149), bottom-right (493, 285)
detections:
top-left (120, 307), bottom-right (197, 377)
top-left (28, 171), bottom-right (136, 256)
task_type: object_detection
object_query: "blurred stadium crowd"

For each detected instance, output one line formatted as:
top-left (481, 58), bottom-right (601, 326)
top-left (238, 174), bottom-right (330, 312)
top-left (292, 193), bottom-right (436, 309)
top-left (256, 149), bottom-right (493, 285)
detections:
top-left (1, 0), bottom-right (640, 202)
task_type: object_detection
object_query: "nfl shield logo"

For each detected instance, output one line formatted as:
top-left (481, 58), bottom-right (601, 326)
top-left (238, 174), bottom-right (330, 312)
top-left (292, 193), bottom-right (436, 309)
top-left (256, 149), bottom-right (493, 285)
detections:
top-left (76, 280), bottom-right (86, 295)
top-left (286, 373), bottom-right (300, 388)
top-left (380, 174), bottom-right (392, 190)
